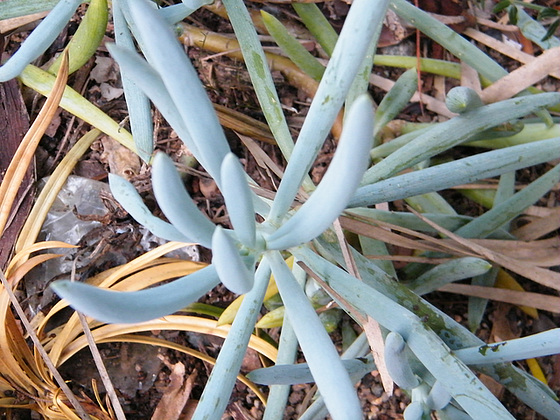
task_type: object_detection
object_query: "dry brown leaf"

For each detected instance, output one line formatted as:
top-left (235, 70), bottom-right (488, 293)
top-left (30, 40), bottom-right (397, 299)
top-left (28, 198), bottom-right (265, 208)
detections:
top-left (480, 46), bottom-right (560, 102)
top-left (464, 28), bottom-right (560, 80)
top-left (432, 237), bottom-right (560, 268)
top-left (512, 208), bottom-right (560, 241)
top-left (100, 135), bottom-right (141, 180)
top-left (409, 209), bottom-right (560, 291)
top-left (151, 359), bottom-right (196, 420)
top-left (438, 284), bottom-right (560, 313)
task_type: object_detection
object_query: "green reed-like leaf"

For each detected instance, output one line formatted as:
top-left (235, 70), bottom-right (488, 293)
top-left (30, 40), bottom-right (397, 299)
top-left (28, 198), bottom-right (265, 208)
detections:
top-left (19, 64), bottom-right (136, 152)
top-left (261, 10), bottom-right (325, 81)
top-left (513, 6), bottom-right (560, 49)
top-left (50, 265), bottom-right (220, 324)
top-left (113, 0), bottom-right (153, 162)
top-left (454, 164), bottom-right (560, 239)
top-left (406, 257), bottom-right (492, 296)
top-left (267, 95), bottom-right (374, 249)
top-left (0, 0), bottom-right (82, 81)
top-left (352, 137), bottom-right (560, 208)
top-left (292, 3), bottom-right (338, 57)
top-left (362, 92), bottom-right (560, 185)
top-left (221, 0), bottom-right (294, 164)
top-left (375, 68), bottom-right (417, 136)
top-left (48, 0), bottom-right (108, 75)
top-left (151, 153), bottom-right (216, 248)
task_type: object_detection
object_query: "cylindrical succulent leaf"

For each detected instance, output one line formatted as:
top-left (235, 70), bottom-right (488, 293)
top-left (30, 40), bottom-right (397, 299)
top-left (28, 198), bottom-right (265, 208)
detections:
top-left (426, 380), bottom-right (452, 410)
top-left (384, 331), bottom-right (420, 389)
top-left (220, 153), bottom-right (257, 248)
top-left (212, 226), bottom-right (255, 294)
top-left (50, 265), bottom-right (220, 323)
top-left (266, 94), bottom-right (374, 250)
top-left (151, 152), bottom-right (216, 248)
top-left (446, 86), bottom-right (485, 114)
top-left (0, 0), bottom-right (83, 82)
top-left (109, 173), bottom-right (191, 242)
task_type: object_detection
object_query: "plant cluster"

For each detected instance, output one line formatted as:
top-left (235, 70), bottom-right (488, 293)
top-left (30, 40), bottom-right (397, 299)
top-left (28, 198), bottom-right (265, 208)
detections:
top-left (0, 0), bottom-right (558, 419)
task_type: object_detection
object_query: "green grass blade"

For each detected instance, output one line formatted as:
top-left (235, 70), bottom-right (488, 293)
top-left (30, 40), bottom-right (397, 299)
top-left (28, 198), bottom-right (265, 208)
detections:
top-left (18, 64), bottom-right (136, 152)
top-left (390, 0), bottom-right (507, 82)
top-left (362, 92), bottom-right (560, 185)
top-left (261, 10), bottom-right (325, 81)
top-left (292, 3), bottom-right (338, 57)
top-left (455, 164), bottom-right (560, 239)
top-left (352, 138), bottom-right (560, 208)
top-left (221, 0), bottom-right (294, 162)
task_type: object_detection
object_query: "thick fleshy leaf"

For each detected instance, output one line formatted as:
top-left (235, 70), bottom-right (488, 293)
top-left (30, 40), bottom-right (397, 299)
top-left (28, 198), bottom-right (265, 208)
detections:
top-left (159, 0), bottom-right (212, 24)
top-left (294, 247), bottom-right (516, 419)
top-left (220, 153), bottom-right (256, 248)
top-left (194, 260), bottom-right (270, 419)
top-left (266, 95), bottom-right (374, 250)
top-left (268, 0), bottom-right (390, 222)
top-left (211, 226), bottom-right (255, 294)
top-left (454, 329), bottom-right (560, 365)
top-left (106, 43), bottom-right (200, 159)
top-left (375, 68), bottom-right (417, 135)
top-left (50, 265), bottom-right (220, 323)
top-left (151, 153), bottom-right (216, 248)
top-left (0, 0), bottom-right (82, 81)
top-left (0, 0), bottom-right (60, 20)
top-left (113, 0), bottom-right (153, 162)
top-left (108, 173), bottom-right (190, 242)
top-left (308, 240), bottom-right (560, 419)
top-left (351, 137), bottom-right (560, 208)
top-left (128, 0), bottom-right (230, 186)
top-left (384, 332), bottom-right (419, 389)
top-left (247, 358), bottom-right (374, 386)
top-left (361, 92), bottom-right (560, 185)
top-left (267, 251), bottom-right (363, 420)
top-left (406, 257), bottom-right (492, 296)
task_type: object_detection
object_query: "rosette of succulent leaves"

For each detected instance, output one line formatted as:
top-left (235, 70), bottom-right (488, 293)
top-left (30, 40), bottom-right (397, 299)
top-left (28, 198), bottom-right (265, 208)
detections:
top-left (3, 0), bottom-right (554, 418)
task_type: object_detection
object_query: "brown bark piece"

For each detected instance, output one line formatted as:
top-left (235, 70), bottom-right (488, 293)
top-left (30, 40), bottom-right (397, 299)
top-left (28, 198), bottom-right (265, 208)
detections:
top-left (0, 79), bottom-right (32, 270)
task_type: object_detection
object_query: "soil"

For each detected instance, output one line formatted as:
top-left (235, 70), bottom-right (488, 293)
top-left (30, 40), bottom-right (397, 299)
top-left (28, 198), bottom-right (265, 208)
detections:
top-left (1, 1), bottom-right (559, 419)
